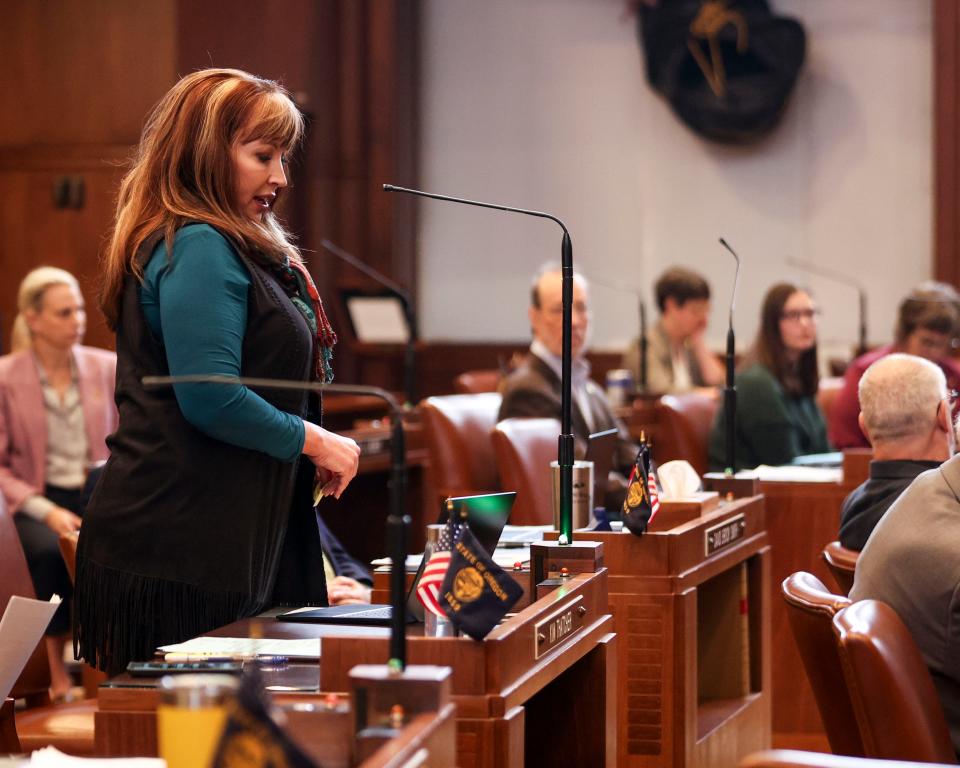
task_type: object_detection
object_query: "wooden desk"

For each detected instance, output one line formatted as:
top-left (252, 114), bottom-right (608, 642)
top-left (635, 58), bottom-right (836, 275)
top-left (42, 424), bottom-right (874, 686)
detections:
top-left (322, 570), bottom-right (616, 768)
top-left (560, 495), bottom-right (771, 768)
top-left (97, 571), bottom-right (614, 768)
top-left (706, 474), bottom-right (858, 753)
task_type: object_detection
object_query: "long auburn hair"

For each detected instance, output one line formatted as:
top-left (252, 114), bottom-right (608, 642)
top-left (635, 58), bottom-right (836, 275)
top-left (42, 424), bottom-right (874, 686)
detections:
top-left (100, 68), bottom-right (305, 329)
top-left (744, 282), bottom-right (819, 397)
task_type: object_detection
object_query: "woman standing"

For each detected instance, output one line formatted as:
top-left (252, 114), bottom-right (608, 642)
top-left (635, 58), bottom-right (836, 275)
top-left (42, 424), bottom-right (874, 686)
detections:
top-left (75, 69), bottom-right (360, 674)
top-left (708, 282), bottom-right (830, 471)
top-left (0, 267), bottom-right (117, 697)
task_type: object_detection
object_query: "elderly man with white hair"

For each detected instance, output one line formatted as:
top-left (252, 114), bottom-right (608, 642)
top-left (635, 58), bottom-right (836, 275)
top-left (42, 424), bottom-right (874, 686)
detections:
top-left (839, 353), bottom-right (954, 550)
top-left (851, 354), bottom-right (960, 752)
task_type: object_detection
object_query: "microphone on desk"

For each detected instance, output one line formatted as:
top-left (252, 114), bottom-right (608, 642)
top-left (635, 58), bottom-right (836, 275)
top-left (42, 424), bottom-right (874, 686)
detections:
top-left (141, 374), bottom-right (412, 671)
top-left (319, 239), bottom-right (419, 406)
top-left (383, 183), bottom-right (578, 543)
top-left (787, 258), bottom-right (867, 356)
top-left (718, 238), bottom-right (741, 475)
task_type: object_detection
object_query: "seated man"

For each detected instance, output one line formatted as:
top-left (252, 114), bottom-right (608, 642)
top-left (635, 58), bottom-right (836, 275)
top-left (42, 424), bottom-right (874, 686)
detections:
top-left (851, 448), bottom-right (960, 753)
top-left (499, 265), bottom-right (637, 503)
top-left (839, 354), bottom-right (954, 550)
top-left (622, 267), bottom-right (724, 393)
top-left (317, 515), bottom-right (373, 605)
top-left (830, 282), bottom-right (960, 448)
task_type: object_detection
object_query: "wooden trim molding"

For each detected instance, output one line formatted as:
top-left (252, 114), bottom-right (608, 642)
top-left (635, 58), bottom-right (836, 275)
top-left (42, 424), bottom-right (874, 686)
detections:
top-left (935, 0), bottom-right (960, 285)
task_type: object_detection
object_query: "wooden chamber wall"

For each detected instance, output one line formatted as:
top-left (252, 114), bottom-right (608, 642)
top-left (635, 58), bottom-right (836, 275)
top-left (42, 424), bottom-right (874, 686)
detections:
top-left (0, 0), bottom-right (417, 368)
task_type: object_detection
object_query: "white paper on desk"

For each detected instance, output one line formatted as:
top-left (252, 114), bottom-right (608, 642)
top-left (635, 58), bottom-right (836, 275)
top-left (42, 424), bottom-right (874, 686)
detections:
top-left (749, 465), bottom-right (843, 483)
top-left (0, 594), bottom-right (60, 700)
top-left (30, 746), bottom-right (164, 768)
top-left (157, 637), bottom-right (321, 659)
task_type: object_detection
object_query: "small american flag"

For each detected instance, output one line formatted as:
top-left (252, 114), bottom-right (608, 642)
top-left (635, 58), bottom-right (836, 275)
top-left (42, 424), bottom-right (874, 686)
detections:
top-left (416, 520), bottom-right (459, 618)
top-left (648, 472), bottom-right (660, 523)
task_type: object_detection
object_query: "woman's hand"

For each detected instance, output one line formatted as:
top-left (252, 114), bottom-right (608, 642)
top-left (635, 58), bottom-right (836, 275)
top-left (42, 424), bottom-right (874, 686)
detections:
top-left (44, 507), bottom-right (82, 535)
top-left (302, 421), bottom-right (361, 499)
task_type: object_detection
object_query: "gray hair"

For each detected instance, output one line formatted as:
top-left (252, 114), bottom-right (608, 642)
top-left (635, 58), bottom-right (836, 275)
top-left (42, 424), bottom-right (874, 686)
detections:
top-left (858, 353), bottom-right (947, 443)
top-left (529, 262), bottom-right (587, 308)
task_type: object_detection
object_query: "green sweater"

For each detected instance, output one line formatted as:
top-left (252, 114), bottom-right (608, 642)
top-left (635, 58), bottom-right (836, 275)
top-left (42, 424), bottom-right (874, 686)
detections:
top-left (708, 362), bottom-right (830, 471)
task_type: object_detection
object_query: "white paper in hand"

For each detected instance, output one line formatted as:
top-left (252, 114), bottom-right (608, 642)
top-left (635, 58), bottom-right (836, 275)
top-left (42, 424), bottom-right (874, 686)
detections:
top-left (0, 594), bottom-right (61, 700)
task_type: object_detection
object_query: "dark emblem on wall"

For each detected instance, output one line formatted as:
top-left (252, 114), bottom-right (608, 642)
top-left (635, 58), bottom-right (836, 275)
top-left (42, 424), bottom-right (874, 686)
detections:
top-left (636, 0), bottom-right (806, 144)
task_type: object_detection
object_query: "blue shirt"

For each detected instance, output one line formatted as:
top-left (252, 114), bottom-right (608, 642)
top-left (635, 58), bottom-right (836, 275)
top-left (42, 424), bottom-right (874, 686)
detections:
top-left (140, 224), bottom-right (305, 461)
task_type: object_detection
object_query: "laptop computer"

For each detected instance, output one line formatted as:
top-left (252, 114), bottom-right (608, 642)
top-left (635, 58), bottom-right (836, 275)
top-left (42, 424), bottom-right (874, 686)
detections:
top-left (585, 427), bottom-right (619, 508)
top-left (276, 491), bottom-right (516, 626)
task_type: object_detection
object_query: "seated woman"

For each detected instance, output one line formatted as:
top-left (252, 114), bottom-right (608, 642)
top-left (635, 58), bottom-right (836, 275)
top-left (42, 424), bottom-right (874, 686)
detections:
top-left (708, 282), bottom-right (830, 471)
top-left (829, 281), bottom-right (960, 448)
top-left (0, 267), bottom-right (117, 698)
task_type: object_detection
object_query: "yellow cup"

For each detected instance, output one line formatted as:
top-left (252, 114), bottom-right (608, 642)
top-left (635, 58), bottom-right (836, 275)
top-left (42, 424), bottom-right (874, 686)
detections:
top-left (157, 674), bottom-right (239, 768)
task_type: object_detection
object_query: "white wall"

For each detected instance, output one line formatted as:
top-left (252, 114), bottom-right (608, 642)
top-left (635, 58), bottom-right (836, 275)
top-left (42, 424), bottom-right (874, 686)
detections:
top-left (418, 0), bottom-right (933, 359)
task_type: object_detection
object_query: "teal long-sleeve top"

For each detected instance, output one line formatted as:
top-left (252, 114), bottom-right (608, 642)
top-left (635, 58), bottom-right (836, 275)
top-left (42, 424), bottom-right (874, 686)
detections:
top-left (140, 223), bottom-right (305, 462)
top-left (708, 362), bottom-right (830, 471)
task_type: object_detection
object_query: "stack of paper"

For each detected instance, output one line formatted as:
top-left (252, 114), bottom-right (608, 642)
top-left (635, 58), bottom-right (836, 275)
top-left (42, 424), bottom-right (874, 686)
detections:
top-left (0, 595), bottom-right (60, 700)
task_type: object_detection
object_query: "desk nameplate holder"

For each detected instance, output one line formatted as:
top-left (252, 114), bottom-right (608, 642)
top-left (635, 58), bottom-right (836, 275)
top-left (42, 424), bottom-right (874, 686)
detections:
top-left (529, 540), bottom-right (604, 600)
top-left (349, 664), bottom-right (452, 762)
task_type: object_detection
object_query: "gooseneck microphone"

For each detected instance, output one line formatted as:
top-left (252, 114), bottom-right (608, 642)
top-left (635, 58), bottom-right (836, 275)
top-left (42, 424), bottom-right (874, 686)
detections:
top-left (639, 300), bottom-right (649, 392)
top-left (383, 183), bottom-right (576, 543)
top-left (142, 374), bottom-right (411, 670)
top-left (718, 238), bottom-right (741, 475)
top-left (319, 239), bottom-right (419, 406)
top-left (787, 258), bottom-right (867, 356)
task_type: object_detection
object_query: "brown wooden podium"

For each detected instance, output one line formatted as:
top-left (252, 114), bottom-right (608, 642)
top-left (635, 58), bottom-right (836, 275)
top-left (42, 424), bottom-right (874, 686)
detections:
top-left (322, 569), bottom-right (616, 768)
top-left (557, 494), bottom-right (771, 768)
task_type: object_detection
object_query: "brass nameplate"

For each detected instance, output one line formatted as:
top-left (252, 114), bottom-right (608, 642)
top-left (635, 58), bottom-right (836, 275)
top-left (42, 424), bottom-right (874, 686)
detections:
top-left (704, 513), bottom-right (746, 557)
top-left (534, 596), bottom-right (585, 659)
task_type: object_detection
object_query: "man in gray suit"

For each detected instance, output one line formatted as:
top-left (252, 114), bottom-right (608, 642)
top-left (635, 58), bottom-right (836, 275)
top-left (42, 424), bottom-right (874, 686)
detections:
top-left (851, 391), bottom-right (960, 752)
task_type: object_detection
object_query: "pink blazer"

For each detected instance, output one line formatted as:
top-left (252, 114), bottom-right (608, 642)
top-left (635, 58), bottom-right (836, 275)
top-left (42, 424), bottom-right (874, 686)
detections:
top-left (0, 346), bottom-right (118, 513)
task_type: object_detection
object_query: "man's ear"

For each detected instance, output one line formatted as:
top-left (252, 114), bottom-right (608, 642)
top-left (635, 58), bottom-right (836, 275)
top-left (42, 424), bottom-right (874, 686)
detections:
top-left (857, 411), bottom-right (869, 440)
top-left (937, 399), bottom-right (952, 434)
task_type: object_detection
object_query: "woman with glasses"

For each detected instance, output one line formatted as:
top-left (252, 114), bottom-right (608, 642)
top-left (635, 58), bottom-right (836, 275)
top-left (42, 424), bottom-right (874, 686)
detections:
top-left (708, 282), bottom-right (830, 471)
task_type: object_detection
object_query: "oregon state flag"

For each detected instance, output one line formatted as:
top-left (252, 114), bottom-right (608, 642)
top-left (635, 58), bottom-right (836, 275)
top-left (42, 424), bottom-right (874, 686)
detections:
top-left (438, 527), bottom-right (523, 640)
top-left (622, 437), bottom-right (660, 536)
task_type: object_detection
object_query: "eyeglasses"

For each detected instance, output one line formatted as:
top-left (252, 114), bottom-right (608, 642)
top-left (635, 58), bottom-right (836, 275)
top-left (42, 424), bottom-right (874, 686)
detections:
top-left (780, 308), bottom-right (821, 323)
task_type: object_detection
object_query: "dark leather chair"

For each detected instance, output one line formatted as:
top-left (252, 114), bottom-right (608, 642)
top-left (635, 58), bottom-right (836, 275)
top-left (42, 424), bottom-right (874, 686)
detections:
top-left (453, 369), bottom-right (502, 394)
top-left (781, 572), bottom-right (862, 756)
top-left (833, 600), bottom-right (956, 763)
top-left (0, 498), bottom-right (95, 754)
top-left (653, 392), bottom-right (719, 476)
top-left (491, 417), bottom-right (559, 526)
top-left (420, 393), bottom-right (502, 508)
top-left (1, 699), bottom-right (20, 754)
top-left (822, 541), bottom-right (858, 596)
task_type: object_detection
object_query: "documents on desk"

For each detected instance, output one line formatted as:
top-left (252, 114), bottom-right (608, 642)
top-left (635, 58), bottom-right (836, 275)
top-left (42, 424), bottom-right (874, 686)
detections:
top-left (27, 746), bottom-right (164, 768)
top-left (745, 464), bottom-right (843, 483)
top-left (157, 637), bottom-right (323, 660)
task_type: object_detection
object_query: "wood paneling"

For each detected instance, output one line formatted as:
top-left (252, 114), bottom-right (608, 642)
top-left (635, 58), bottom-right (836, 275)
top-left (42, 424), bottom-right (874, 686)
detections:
top-left (935, 0), bottom-right (960, 286)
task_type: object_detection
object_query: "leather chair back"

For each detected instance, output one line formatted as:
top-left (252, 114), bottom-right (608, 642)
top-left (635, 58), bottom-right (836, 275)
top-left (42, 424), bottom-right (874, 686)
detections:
top-left (491, 418), bottom-right (559, 526)
top-left (58, 532), bottom-right (79, 585)
top-left (822, 541), bottom-right (858, 596)
top-left (654, 392), bottom-right (719, 476)
top-left (817, 376), bottom-right (845, 425)
top-left (420, 393), bottom-right (502, 506)
top-left (453, 369), bottom-right (502, 394)
top-left (833, 600), bottom-right (956, 762)
top-left (0, 497), bottom-right (50, 705)
top-left (781, 572), bottom-right (862, 756)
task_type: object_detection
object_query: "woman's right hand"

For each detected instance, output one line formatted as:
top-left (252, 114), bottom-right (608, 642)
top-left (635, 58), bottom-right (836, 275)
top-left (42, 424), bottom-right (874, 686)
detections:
top-left (302, 421), bottom-right (361, 499)
top-left (45, 507), bottom-right (82, 535)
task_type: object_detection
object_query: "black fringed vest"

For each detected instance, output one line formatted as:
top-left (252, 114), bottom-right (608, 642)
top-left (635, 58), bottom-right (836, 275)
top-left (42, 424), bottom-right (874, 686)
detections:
top-left (75, 231), bottom-right (328, 674)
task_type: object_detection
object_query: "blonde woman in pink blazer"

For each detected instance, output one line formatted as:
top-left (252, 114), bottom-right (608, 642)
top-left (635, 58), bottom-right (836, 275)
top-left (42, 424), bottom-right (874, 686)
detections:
top-left (0, 267), bottom-right (117, 699)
